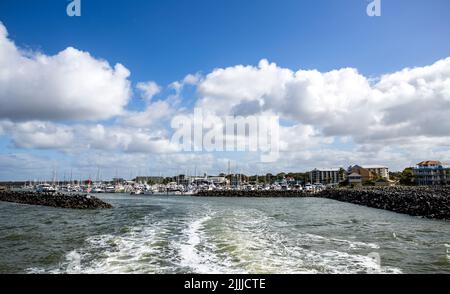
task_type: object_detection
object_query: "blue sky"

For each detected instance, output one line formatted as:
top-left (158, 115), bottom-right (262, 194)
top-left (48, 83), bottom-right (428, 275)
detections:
top-left (2, 0), bottom-right (449, 83)
top-left (0, 0), bottom-right (450, 180)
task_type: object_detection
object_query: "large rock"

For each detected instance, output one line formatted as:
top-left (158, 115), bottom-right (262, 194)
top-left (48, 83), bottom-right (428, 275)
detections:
top-left (0, 191), bottom-right (113, 209)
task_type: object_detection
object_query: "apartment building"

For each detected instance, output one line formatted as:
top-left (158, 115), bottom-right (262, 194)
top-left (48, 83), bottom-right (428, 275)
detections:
top-left (413, 161), bottom-right (450, 186)
top-left (309, 168), bottom-right (345, 186)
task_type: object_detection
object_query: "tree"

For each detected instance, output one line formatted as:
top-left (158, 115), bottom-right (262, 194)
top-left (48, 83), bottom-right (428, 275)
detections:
top-left (339, 168), bottom-right (347, 180)
top-left (400, 168), bottom-right (415, 186)
top-left (265, 173), bottom-right (274, 184)
top-left (276, 173), bottom-right (286, 180)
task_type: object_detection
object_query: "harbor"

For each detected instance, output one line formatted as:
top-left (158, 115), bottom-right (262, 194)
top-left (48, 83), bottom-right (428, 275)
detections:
top-left (1, 181), bottom-right (449, 220)
top-left (4, 160), bottom-right (447, 196)
top-left (1, 193), bottom-right (449, 274)
top-left (1, 165), bottom-right (449, 274)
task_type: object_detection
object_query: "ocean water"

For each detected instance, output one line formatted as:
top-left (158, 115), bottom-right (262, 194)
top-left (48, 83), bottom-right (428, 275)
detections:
top-left (0, 194), bottom-right (449, 274)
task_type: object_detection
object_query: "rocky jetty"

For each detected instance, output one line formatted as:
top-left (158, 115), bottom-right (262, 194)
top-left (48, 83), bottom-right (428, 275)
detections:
top-left (316, 186), bottom-right (450, 220)
top-left (195, 187), bottom-right (450, 220)
top-left (0, 191), bottom-right (113, 209)
top-left (195, 190), bottom-right (311, 198)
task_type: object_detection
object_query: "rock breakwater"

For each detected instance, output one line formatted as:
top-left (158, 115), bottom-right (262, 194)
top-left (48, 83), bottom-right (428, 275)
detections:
top-left (0, 191), bottom-right (113, 209)
top-left (195, 187), bottom-right (450, 220)
top-left (316, 186), bottom-right (450, 220)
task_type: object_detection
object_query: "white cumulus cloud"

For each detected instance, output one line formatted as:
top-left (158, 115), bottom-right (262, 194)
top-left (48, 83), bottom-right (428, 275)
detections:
top-left (0, 22), bottom-right (131, 121)
top-left (136, 81), bottom-right (161, 101)
top-left (196, 58), bottom-right (450, 144)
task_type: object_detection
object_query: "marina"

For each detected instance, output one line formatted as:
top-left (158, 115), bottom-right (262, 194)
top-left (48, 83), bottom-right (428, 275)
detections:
top-left (1, 193), bottom-right (449, 274)
top-left (0, 0), bottom-right (449, 279)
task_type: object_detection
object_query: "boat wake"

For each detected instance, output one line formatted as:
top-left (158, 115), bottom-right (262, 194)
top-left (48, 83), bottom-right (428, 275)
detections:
top-left (28, 206), bottom-right (402, 274)
top-left (199, 209), bottom-right (402, 274)
top-left (174, 212), bottom-right (242, 274)
top-left (28, 216), bottom-right (180, 274)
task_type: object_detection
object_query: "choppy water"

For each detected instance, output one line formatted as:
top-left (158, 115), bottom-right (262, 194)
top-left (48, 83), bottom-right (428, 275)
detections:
top-left (0, 194), bottom-right (449, 274)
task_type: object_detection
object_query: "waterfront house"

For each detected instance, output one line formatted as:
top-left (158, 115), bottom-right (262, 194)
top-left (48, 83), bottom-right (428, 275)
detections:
top-left (413, 161), bottom-right (449, 186)
top-left (309, 168), bottom-right (345, 186)
top-left (348, 166), bottom-right (372, 182)
top-left (348, 173), bottom-right (363, 187)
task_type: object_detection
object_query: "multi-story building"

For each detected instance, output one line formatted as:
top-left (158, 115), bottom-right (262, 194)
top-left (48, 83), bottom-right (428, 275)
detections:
top-left (348, 173), bottom-right (363, 186)
top-left (309, 168), bottom-right (345, 186)
top-left (363, 165), bottom-right (390, 180)
top-left (413, 161), bottom-right (450, 186)
top-left (348, 165), bottom-right (389, 182)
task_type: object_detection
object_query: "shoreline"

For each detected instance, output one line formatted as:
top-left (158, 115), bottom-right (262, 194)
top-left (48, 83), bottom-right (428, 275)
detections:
top-left (316, 186), bottom-right (450, 221)
top-left (1, 187), bottom-right (449, 220)
top-left (0, 191), bottom-right (113, 210)
top-left (195, 186), bottom-right (450, 220)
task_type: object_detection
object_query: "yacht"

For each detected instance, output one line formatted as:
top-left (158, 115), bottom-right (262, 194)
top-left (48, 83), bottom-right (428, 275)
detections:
top-left (131, 189), bottom-right (143, 195)
top-left (304, 184), bottom-right (313, 191)
top-left (36, 184), bottom-right (57, 193)
top-left (105, 186), bottom-right (116, 193)
top-left (91, 187), bottom-right (105, 193)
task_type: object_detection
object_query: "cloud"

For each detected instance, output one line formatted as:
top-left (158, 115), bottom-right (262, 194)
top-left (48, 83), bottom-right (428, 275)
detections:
top-left (136, 81), bottom-right (161, 101)
top-left (79, 124), bottom-right (179, 154)
top-left (0, 22), bottom-right (131, 121)
top-left (182, 73), bottom-right (202, 86)
top-left (0, 120), bottom-right (178, 154)
top-left (196, 58), bottom-right (450, 145)
top-left (370, 58), bottom-right (450, 138)
top-left (170, 73), bottom-right (203, 95)
top-left (1, 21), bottom-right (450, 179)
top-left (80, 124), bottom-right (179, 154)
top-left (121, 100), bottom-right (174, 128)
top-left (197, 59), bottom-right (291, 116)
top-left (0, 120), bottom-right (74, 149)
top-left (0, 153), bottom-right (62, 181)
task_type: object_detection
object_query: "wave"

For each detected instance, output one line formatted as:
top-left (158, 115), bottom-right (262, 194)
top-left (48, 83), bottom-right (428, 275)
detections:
top-left (195, 208), bottom-right (401, 274)
top-left (173, 212), bottom-right (241, 274)
top-left (28, 216), bottom-right (180, 274)
top-left (27, 205), bottom-right (403, 274)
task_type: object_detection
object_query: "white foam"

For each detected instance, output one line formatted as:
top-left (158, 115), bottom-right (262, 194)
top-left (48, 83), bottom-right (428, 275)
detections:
top-left (65, 251), bottom-right (82, 273)
top-left (177, 215), bottom-right (213, 273)
top-left (175, 212), bottom-right (241, 274)
top-left (27, 206), bottom-right (403, 274)
top-left (200, 209), bottom-right (400, 274)
top-left (31, 217), bottom-right (179, 274)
